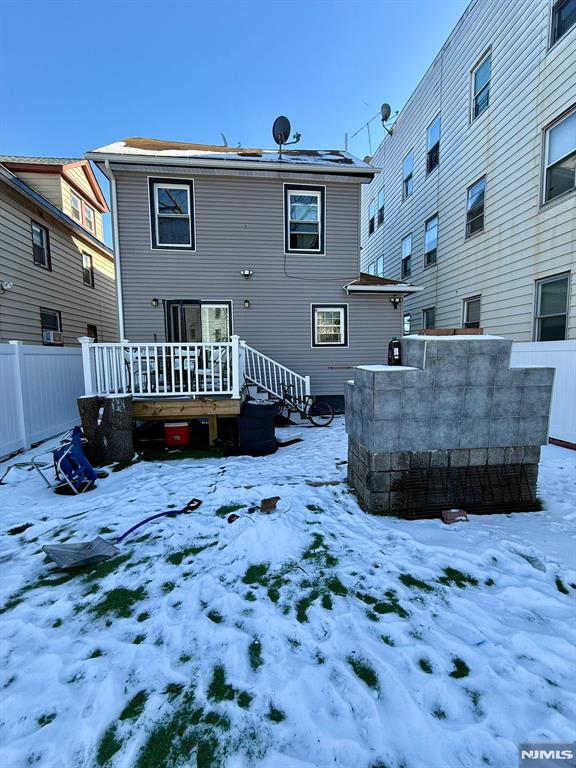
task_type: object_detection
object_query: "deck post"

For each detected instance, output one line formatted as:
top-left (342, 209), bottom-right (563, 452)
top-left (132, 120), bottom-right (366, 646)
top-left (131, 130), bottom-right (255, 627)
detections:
top-left (231, 334), bottom-right (241, 398)
top-left (78, 336), bottom-right (95, 395)
top-left (304, 375), bottom-right (311, 396)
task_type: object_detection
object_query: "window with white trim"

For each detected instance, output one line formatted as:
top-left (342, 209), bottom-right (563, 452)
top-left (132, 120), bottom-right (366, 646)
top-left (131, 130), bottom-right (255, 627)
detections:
top-left (312, 305), bottom-right (348, 347)
top-left (463, 296), bottom-right (481, 328)
top-left (84, 204), bottom-right (95, 233)
top-left (551, 0), bottom-right (576, 45)
top-left (543, 108), bottom-right (576, 202)
top-left (70, 191), bottom-right (82, 222)
top-left (426, 115), bottom-right (441, 173)
top-left (424, 215), bottom-right (438, 266)
top-left (201, 303), bottom-right (230, 342)
top-left (402, 151), bottom-right (414, 199)
top-left (31, 221), bottom-right (50, 269)
top-left (534, 273), bottom-right (569, 341)
top-left (40, 307), bottom-right (63, 345)
top-left (401, 234), bottom-right (412, 278)
top-left (403, 313), bottom-right (411, 335)
top-left (423, 306), bottom-right (436, 329)
top-left (472, 52), bottom-right (491, 121)
top-left (82, 252), bottom-right (94, 287)
top-left (376, 255), bottom-right (384, 276)
top-left (285, 185), bottom-right (324, 253)
top-left (377, 188), bottom-right (385, 227)
top-left (466, 177), bottom-right (486, 237)
top-left (368, 198), bottom-right (376, 235)
top-left (149, 178), bottom-right (195, 250)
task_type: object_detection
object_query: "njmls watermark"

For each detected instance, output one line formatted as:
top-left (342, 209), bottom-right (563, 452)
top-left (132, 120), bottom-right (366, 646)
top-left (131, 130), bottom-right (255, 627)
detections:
top-left (519, 743), bottom-right (576, 767)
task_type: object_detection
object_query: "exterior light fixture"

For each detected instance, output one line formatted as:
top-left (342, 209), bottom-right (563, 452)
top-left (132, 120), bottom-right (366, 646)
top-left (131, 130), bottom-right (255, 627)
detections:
top-left (240, 269), bottom-right (254, 279)
top-left (1, 280), bottom-right (14, 292)
top-left (389, 296), bottom-right (401, 309)
top-left (244, 299), bottom-right (251, 309)
top-left (151, 297), bottom-right (160, 307)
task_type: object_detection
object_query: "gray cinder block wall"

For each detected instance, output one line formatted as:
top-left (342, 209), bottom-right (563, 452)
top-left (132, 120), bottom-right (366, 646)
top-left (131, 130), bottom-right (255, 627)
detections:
top-left (345, 336), bottom-right (554, 518)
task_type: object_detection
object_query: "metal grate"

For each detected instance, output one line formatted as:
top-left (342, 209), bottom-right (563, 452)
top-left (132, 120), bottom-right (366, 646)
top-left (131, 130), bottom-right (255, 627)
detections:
top-left (391, 464), bottom-right (536, 519)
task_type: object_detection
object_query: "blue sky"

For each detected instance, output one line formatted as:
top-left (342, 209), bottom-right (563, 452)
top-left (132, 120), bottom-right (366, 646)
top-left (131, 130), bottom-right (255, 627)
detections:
top-left (0, 0), bottom-right (468, 242)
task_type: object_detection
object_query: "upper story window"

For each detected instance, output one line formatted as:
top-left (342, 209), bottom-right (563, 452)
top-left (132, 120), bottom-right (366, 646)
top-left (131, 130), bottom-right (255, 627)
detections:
top-left (84, 204), bottom-right (95, 233)
top-left (31, 221), bottom-right (51, 269)
top-left (534, 273), bottom-right (570, 340)
top-left (285, 185), bottom-right (325, 253)
top-left (424, 215), bottom-right (438, 266)
top-left (543, 108), bottom-right (576, 202)
top-left (401, 234), bottom-right (412, 278)
top-left (426, 115), bottom-right (441, 173)
top-left (551, 0), bottom-right (576, 45)
top-left (423, 306), bottom-right (436, 330)
top-left (472, 52), bottom-right (491, 121)
top-left (312, 304), bottom-right (348, 347)
top-left (368, 199), bottom-right (376, 235)
top-left (149, 178), bottom-right (195, 250)
top-left (466, 177), bottom-right (486, 237)
top-left (463, 296), bottom-right (481, 328)
top-left (377, 189), bottom-right (385, 227)
top-left (402, 152), bottom-right (414, 199)
top-left (70, 191), bottom-right (82, 223)
top-left (82, 253), bottom-right (94, 287)
top-left (40, 307), bottom-right (63, 345)
top-left (376, 255), bottom-right (384, 276)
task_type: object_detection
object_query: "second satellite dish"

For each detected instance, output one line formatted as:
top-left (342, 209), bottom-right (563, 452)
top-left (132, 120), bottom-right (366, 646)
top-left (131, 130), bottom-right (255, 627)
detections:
top-left (272, 116), bottom-right (291, 146)
top-left (381, 103), bottom-right (392, 124)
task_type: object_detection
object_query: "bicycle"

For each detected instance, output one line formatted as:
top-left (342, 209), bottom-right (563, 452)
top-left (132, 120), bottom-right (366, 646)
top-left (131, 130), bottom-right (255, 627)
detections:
top-left (280, 384), bottom-right (335, 427)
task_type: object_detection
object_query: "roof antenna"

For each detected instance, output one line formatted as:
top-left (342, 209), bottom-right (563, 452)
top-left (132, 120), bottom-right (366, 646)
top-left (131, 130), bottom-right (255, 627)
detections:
top-left (272, 116), bottom-right (301, 160)
top-left (220, 133), bottom-right (228, 147)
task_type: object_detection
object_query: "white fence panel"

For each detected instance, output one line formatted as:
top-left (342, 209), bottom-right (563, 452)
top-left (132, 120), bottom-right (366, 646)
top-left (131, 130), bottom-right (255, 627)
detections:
top-left (0, 343), bottom-right (84, 458)
top-left (511, 340), bottom-right (576, 446)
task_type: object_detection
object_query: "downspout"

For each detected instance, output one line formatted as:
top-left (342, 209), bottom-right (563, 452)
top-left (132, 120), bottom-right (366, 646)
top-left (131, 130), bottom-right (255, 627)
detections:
top-left (105, 159), bottom-right (125, 340)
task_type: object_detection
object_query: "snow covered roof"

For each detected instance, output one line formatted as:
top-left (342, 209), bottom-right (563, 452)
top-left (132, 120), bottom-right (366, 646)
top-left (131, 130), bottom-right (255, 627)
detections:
top-left (344, 273), bottom-right (424, 294)
top-left (86, 137), bottom-right (377, 176)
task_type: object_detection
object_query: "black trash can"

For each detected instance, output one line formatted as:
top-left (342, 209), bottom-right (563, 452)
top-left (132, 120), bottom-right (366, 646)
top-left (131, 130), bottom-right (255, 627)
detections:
top-left (238, 400), bottom-right (279, 456)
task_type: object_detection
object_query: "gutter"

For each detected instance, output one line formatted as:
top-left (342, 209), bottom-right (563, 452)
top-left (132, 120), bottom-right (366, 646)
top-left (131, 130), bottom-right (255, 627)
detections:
top-left (105, 159), bottom-right (125, 339)
top-left (344, 283), bottom-right (424, 294)
top-left (87, 152), bottom-right (379, 179)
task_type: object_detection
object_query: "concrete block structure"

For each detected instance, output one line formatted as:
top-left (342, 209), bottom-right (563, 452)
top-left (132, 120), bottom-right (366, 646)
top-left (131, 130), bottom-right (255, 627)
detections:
top-left (345, 335), bottom-right (554, 518)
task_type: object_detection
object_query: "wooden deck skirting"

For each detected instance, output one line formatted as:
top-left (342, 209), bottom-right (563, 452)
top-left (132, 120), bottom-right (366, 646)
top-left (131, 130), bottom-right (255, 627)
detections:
top-left (132, 396), bottom-right (244, 446)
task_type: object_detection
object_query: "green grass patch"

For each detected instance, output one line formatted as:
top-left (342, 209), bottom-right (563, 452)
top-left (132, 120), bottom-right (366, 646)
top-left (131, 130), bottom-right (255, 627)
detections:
top-left (326, 576), bottom-right (347, 596)
top-left (321, 593), bottom-right (333, 610)
top-left (381, 635), bottom-right (395, 647)
top-left (399, 573), bottom-right (434, 592)
top-left (52, 618), bottom-right (63, 628)
top-left (208, 610), bottom-right (223, 624)
top-left (555, 576), bottom-right (570, 595)
top-left (7, 522), bottom-right (33, 536)
top-left (207, 666), bottom-right (235, 702)
top-left (432, 707), bottom-right (447, 720)
top-left (133, 634), bottom-right (146, 644)
top-left (96, 724), bottom-right (122, 766)
top-left (437, 568), bottom-right (479, 589)
top-left (164, 683), bottom-right (185, 701)
top-left (85, 553), bottom-right (132, 582)
top-left (248, 639), bottom-right (263, 671)
top-left (302, 533), bottom-right (337, 567)
top-left (348, 656), bottom-right (380, 692)
top-left (140, 446), bottom-right (226, 462)
top-left (418, 658), bottom-right (433, 674)
top-left (120, 690), bottom-right (148, 721)
top-left (90, 586), bottom-right (147, 619)
top-left (306, 504), bottom-right (324, 513)
top-left (37, 712), bottom-right (56, 727)
top-left (161, 581), bottom-right (175, 595)
top-left (136, 611), bottom-right (150, 623)
top-left (244, 591), bottom-right (256, 602)
top-left (242, 563), bottom-right (270, 585)
top-left (215, 504), bottom-right (244, 518)
top-left (296, 591), bottom-right (320, 623)
top-left (267, 706), bottom-right (286, 723)
top-left (89, 648), bottom-right (103, 658)
top-left (237, 691), bottom-right (253, 709)
top-left (449, 658), bottom-right (470, 679)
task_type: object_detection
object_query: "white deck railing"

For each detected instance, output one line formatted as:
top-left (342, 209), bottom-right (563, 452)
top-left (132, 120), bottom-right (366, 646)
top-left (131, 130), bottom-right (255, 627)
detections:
top-left (242, 343), bottom-right (310, 401)
top-left (79, 336), bottom-right (242, 398)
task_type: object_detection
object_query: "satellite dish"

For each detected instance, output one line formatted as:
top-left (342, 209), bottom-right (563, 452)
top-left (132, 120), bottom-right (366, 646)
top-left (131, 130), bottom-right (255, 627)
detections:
top-left (272, 116), bottom-right (291, 146)
top-left (381, 103), bottom-right (392, 124)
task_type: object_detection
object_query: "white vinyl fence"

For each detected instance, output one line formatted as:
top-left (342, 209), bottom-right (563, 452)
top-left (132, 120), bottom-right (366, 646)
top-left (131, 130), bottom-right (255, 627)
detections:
top-left (0, 342), bottom-right (84, 458)
top-left (511, 340), bottom-right (576, 446)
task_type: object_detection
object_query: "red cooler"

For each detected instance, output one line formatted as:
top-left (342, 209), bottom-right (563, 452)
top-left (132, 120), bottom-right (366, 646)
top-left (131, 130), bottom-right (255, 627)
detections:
top-left (164, 421), bottom-right (190, 447)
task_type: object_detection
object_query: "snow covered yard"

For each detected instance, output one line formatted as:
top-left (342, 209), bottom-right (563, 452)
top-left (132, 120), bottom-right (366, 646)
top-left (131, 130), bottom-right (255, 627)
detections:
top-left (1, 418), bottom-right (575, 768)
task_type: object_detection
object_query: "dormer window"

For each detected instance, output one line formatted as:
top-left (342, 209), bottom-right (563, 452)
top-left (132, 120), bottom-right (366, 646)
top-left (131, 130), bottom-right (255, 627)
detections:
top-left (284, 185), bottom-right (325, 253)
top-left (149, 178), bottom-right (195, 250)
top-left (70, 191), bottom-right (82, 222)
top-left (84, 204), bottom-right (95, 233)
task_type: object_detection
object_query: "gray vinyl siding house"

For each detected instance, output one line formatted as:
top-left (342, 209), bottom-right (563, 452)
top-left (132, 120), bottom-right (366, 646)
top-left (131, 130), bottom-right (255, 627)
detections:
top-left (87, 139), bottom-right (420, 398)
top-left (360, 0), bottom-right (576, 341)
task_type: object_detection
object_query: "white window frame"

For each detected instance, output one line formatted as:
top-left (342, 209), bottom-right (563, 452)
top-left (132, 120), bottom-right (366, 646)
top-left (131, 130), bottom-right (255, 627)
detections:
top-left (311, 304), bottom-right (348, 348)
top-left (70, 191), bottom-right (82, 223)
top-left (542, 107), bottom-right (576, 204)
top-left (402, 151), bottom-right (414, 199)
top-left (471, 50), bottom-right (492, 122)
top-left (153, 182), bottom-right (193, 248)
top-left (40, 307), bottom-right (63, 345)
top-left (401, 233), bottom-right (412, 278)
top-left (533, 273), bottom-right (570, 341)
top-left (423, 306), bottom-right (436, 329)
top-left (200, 302), bottom-right (232, 342)
top-left (424, 215), bottom-right (438, 267)
top-left (286, 186), bottom-right (324, 254)
top-left (403, 313), bottom-right (411, 335)
top-left (82, 252), bottom-right (94, 287)
top-left (466, 176), bottom-right (486, 237)
top-left (84, 204), bottom-right (95, 233)
top-left (462, 295), bottom-right (481, 328)
top-left (426, 115), bottom-right (441, 174)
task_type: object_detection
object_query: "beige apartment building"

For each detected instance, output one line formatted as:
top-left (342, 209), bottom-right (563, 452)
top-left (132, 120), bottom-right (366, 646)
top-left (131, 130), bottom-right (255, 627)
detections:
top-left (0, 156), bottom-right (117, 345)
top-left (361, 0), bottom-right (576, 341)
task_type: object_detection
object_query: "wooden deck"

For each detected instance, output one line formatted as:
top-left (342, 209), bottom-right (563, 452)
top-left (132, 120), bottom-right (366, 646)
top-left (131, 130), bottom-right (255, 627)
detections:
top-left (132, 396), bottom-right (244, 445)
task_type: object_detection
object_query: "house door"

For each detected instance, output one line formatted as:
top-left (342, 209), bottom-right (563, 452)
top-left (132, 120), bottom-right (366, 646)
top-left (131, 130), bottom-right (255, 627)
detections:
top-left (166, 300), bottom-right (231, 342)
